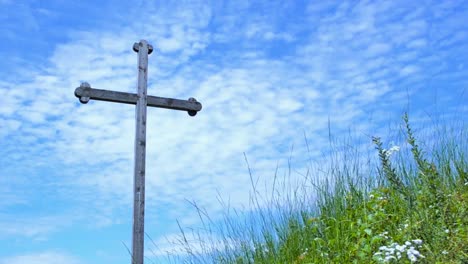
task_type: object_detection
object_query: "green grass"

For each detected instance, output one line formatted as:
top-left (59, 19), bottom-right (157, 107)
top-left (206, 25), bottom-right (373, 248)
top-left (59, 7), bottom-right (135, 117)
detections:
top-left (173, 114), bottom-right (467, 263)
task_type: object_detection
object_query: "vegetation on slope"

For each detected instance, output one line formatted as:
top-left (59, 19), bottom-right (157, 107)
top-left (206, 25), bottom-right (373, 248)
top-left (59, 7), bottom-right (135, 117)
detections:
top-left (172, 114), bottom-right (467, 263)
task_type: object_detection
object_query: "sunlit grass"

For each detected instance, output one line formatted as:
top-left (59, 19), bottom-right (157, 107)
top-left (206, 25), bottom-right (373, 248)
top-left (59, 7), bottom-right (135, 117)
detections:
top-left (168, 114), bottom-right (467, 263)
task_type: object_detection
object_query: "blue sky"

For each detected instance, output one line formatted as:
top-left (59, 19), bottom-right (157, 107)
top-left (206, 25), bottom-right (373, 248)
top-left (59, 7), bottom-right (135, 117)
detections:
top-left (0, 0), bottom-right (467, 263)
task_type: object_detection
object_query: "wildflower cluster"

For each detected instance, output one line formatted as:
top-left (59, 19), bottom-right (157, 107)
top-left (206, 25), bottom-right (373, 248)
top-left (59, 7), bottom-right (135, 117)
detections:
top-left (384, 144), bottom-right (400, 158)
top-left (373, 239), bottom-right (425, 263)
top-left (378, 231), bottom-right (389, 239)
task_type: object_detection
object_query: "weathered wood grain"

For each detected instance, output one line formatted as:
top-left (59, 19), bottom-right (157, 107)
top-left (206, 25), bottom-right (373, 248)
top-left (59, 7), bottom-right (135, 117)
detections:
top-left (74, 40), bottom-right (202, 264)
top-left (75, 86), bottom-right (202, 113)
top-left (131, 40), bottom-right (149, 264)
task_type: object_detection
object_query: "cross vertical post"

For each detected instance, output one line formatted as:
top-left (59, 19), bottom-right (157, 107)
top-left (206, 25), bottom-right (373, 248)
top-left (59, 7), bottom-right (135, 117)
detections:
top-left (74, 39), bottom-right (202, 264)
top-left (131, 40), bottom-right (152, 264)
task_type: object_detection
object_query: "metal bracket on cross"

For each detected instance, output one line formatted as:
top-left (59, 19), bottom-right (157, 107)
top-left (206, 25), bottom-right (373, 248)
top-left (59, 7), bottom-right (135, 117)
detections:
top-left (75, 83), bottom-right (202, 116)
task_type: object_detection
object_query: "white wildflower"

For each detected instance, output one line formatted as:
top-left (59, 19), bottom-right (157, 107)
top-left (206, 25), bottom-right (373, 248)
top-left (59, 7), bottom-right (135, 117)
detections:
top-left (379, 231), bottom-right (389, 239)
top-left (396, 244), bottom-right (407, 252)
top-left (407, 246), bottom-right (425, 263)
top-left (384, 145), bottom-right (400, 158)
top-left (374, 240), bottom-right (425, 263)
top-left (442, 250), bottom-right (448, 255)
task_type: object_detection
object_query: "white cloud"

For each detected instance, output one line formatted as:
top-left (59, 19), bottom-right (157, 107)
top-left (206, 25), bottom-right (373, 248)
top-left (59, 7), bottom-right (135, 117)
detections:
top-left (146, 231), bottom-right (236, 260)
top-left (0, 251), bottom-right (82, 264)
top-left (0, 214), bottom-right (74, 240)
top-left (406, 38), bottom-right (427, 49)
top-left (400, 65), bottom-right (419, 76)
top-left (366, 43), bottom-right (391, 57)
top-left (0, 119), bottom-right (20, 137)
top-left (0, 1), bottom-right (466, 260)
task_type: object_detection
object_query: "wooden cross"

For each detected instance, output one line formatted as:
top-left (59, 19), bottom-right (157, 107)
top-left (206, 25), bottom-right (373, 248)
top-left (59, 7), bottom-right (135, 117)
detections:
top-left (74, 40), bottom-right (202, 264)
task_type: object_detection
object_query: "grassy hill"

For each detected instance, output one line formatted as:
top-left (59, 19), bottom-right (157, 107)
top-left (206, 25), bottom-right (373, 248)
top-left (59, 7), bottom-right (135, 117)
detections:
top-left (172, 114), bottom-right (467, 263)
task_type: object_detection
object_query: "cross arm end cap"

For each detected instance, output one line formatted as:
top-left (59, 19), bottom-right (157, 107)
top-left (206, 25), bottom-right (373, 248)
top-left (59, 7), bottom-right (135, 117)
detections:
top-left (75, 83), bottom-right (91, 104)
top-left (133, 42), bottom-right (154, 54)
top-left (187, 97), bottom-right (202, 116)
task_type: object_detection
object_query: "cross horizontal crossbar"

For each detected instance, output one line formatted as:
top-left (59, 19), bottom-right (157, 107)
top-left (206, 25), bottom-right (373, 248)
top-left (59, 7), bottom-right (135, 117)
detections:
top-left (74, 83), bottom-right (202, 116)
